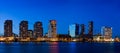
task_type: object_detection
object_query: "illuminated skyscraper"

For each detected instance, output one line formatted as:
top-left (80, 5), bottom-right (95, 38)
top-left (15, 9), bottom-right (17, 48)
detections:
top-left (48, 20), bottom-right (57, 38)
top-left (80, 24), bottom-right (85, 35)
top-left (88, 21), bottom-right (93, 35)
top-left (69, 24), bottom-right (79, 38)
top-left (4, 20), bottom-right (13, 37)
top-left (19, 21), bottom-right (28, 38)
top-left (101, 26), bottom-right (112, 39)
top-left (34, 22), bottom-right (43, 38)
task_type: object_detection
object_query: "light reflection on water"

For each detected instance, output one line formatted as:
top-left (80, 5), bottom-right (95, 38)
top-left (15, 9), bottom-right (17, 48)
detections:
top-left (49, 42), bottom-right (58, 53)
top-left (69, 42), bottom-right (77, 53)
top-left (0, 42), bottom-right (119, 53)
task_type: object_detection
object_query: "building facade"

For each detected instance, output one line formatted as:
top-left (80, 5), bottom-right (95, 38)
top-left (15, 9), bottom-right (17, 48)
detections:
top-left (48, 20), bottom-right (57, 38)
top-left (28, 30), bottom-right (33, 38)
top-left (34, 22), bottom-right (43, 38)
top-left (101, 26), bottom-right (112, 40)
top-left (69, 24), bottom-right (79, 38)
top-left (19, 21), bottom-right (28, 38)
top-left (80, 24), bottom-right (85, 35)
top-left (88, 21), bottom-right (93, 36)
top-left (4, 20), bottom-right (13, 37)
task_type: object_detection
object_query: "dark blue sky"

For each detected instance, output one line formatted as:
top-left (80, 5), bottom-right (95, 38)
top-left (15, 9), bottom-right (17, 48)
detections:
top-left (0, 0), bottom-right (120, 37)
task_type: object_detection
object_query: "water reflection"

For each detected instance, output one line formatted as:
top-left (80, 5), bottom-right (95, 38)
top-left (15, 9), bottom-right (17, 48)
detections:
top-left (48, 42), bottom-right (59, 53)
top-left (69, 42), bottom-right (77, 53)
top-left (0, 42), bottom-right (20, 53)
top-left (0, 42), bottom-right (119, 53)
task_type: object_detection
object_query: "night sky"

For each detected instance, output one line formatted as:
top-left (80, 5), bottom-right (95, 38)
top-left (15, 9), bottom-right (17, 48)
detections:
top-left (0, 0), bottom-right (120, 37)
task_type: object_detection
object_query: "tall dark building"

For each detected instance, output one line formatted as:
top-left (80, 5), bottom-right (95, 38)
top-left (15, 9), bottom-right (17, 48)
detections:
top-left (19, 21), bottom-right (28, 38)
top-left (88, 21), bottom-right (93, 35)
top-left (80, 24), bottom-right (85, 35)
top-left (75, 24), bottom-right (79, 36)
top-left (4, 20), bottom-right (13, 37)
top-left (48, 20), bottom-right (57, 38)
top-left (34, 22), bottom-right (43, 38)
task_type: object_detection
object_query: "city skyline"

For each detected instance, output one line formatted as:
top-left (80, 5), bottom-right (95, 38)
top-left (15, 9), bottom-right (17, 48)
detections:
top-left (0, 19), bottom-right (118, 37)
top-left (0, 19), bottom-right (113, 36)
top-left (0, 19), bottom-right (114, 42)
top-left (0, 0), bottom-right (120, 37)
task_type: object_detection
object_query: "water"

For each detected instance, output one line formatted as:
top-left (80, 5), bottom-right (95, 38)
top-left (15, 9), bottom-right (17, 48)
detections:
top-left (0, 42), bottom-right (120, 53)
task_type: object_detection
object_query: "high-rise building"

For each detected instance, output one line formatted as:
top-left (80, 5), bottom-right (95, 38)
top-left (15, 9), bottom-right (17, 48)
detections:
top-left (34, 22), bottom-right (43, 38)
top-left (19, 21), bottom-right (28, 38)
top-left (88, 21), bottom-right (93, 35)
top-left (4, 20), bottom-right (13, 37)
top-left (101, 26), bottom-right (112, 39)
top-left (80, 24), bottom-right (85, 35)
top-left (28, 30), bottom-right (33, 38)
top-left (69, 24), bottom-right (79, 38)
top-left (48, 20), bottom-right (57, 38)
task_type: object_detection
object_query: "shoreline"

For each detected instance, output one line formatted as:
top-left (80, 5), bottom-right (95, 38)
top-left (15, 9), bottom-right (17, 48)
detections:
top-left (0, 41), bottom-right (117, 43)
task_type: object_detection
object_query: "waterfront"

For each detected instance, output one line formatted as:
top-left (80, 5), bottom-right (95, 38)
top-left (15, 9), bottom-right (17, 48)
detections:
top-left (0, 42), bottom-right (119, 53)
